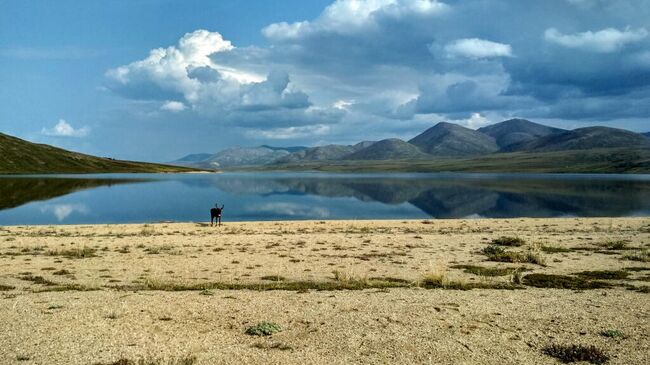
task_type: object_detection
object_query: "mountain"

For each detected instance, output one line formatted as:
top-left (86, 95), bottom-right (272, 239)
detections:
top-left (408, 122), bottom-right (499, 156)
top-left (273, 144), bottom-right (359, 164)
top-left (344, 138), bottom-right (430, 160)
top-left (174, 153), bottom-right (213, 162)
top-left (0, 132), bottom-right (197, 174)
top-left (171, 145), bottom-right (308, 168)
top-left (512, 127), bottom-right (650, 152)
top-left (260, 145), bottom-right (308, 153)
top-left (478, 118), bottom-right (566, 150)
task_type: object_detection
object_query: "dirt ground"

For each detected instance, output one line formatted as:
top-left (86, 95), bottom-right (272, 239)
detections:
top-left (0, 218), bottom-right (649, 364)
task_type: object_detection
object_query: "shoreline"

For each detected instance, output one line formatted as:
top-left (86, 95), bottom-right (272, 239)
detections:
top-left (1, 217), bottom-right (648, 364)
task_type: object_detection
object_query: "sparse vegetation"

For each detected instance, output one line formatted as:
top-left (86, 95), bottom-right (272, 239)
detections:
top-left (540, 245), bottom-right (573, 253)
top-left (246, 322), bottom-right (282, 336)
top-left (482, 245), bottom-right (545, 265)
top-left (523, 274), bottom-right (610, 289)
top-left (575, 270), bottom-right (630, 280)
top-left (542, 344), bottom-right (609, 364)
top-left (46, 247), bottom-right (97, 259)
top-left (260, 275), bottom-right (286, 281)
top-left (0, 284), bottom-right (15, 291)
top-left (491, 236), bottom-right (525, 246)
top-left (622, 250), bottom-right (650, 262)
top-left (99, 356), bottom-right (197, 365)
top-left (600, 329), bottom-right (624, 338)
top-left (451, 264), bottom-right (528, 277)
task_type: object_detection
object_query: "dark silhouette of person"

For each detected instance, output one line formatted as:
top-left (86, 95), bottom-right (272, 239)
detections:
top-left (211, 203), bottom-right (224, 226)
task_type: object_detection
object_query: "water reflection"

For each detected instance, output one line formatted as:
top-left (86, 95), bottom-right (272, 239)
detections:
top-left (0, 173), bottom-right (648, 224)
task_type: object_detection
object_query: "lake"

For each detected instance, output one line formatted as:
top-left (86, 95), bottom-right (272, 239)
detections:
top-left (1, 172), bottom-right (649, 225)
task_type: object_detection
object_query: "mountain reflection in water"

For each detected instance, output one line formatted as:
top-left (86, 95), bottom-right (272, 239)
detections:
top-left (0, 173), bottom-right (648, 224)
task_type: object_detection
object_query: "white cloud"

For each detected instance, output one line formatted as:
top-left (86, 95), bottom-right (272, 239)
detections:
top-left (161, 100), bottom-right (186, 112)
top-left (262, 0), bottom-right (449, 40)
top-left (245, 124), bottom-right (331, 140)
top-left (544, 27), bottom-right (648, 53)
top-left (449, 113), bottom-right (491, 129)
top-left (444, 38), bottom-right (513, 59)
top-left (106, 30), bottom-right (326, 127)
top-left (41, 119), bottom-right (90, 137)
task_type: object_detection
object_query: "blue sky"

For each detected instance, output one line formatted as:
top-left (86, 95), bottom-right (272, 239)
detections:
top-left (1, 0), bottom-right (650, 162)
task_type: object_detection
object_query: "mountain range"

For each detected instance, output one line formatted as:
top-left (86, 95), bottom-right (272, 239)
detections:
top-left (0, 132), bottom-right (197, 174)
top-left (172, 119), bottom-right (650, 172)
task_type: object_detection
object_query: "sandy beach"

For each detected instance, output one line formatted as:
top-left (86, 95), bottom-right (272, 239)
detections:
top-left (1, 218), bottom-right (649, 364)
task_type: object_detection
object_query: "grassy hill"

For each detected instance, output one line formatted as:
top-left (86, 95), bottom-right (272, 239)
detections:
top-left (0, 132), bottom-right (199, 174)
top-left (343, 138), bottom-right (429, 160)
top-left (246, 147), bottom-right (650, 174)
top-left (408, 122), bottom-right (499, 156)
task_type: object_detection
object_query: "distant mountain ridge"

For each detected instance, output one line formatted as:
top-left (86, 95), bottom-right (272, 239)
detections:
top-left (170, 118), bottom-right (650, 172)
top-left (478, 119), bottom-right (565, 150)
top-left (408, 122), bottom-right (498, 156)
top-left (0, 132), bottom-right (197, 174)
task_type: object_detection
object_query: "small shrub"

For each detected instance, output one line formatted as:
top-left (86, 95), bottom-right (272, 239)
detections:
top-left (483, 248), bottom-right (545, 266)
top-left (491, 236), bottom-right (525, 247)
top-left (0, 284), bottom-right (15, 291)
top-left (46, 247), bottom-right (96, 259)
top-left (260, 275), bottom-right (286, 282)
top-left (575, 270), bottom-right (630, 280)
top-left (542, 344), bottom-right (609, 364)
top-left (451, 264), bottom-right (528, 277)
top-left (53, 269), bottom-right (72, 276)
top-left (246, 322), bottom-right (282, 336)
top-left (623, 250), bottom-right (650, 262)
top-left (482, 245), bottom-right (506, 255)
top-left (600, 329), bottom-right (624, 338)
top-left (599, 240), bottom-right (627, 250)
top-left (523, 274), bottom-right (610, 290)
top-left (16, 355), bottom-right (30, 361)
top-left (541, 245), bottom-right (573, 253)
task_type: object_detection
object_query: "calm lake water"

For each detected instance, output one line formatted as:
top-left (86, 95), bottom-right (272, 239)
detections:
top-left (1, 172), bottom-right (649, 225)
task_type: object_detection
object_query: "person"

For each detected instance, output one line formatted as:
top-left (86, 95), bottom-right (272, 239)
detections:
top-left (210, 203), bottom-right (224, 226)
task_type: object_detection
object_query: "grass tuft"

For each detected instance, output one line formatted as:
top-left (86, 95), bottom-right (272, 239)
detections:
top-left (46, 247), bottom-right (97, 259)
top-left (542, 344), bottom-right (609, 364)
top-left (600, 329), bottom-right (624, 338)
top-left (574, 270), bottom-right (630, 280)
top-left (491, 236), bottom-right (525, 246)
top-left (246, 322), bottom-right (282, 336)
top-left (622, 250), bottom-right (650, 262)
top-left (523, 274), bottom-right (610, 290)
top-left (451, 264), bottom-right (528, 277)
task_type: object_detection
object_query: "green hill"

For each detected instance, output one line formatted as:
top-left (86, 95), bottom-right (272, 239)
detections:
top-left (343, 138), bottom-right (430, 160)
top-left (0, 132), bottom-right (199, 174)
top-left (408, 122), bottom-right (499, 156)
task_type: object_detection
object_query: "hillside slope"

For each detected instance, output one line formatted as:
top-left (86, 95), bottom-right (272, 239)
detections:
top-left (478, 119), bottom-right (565, 150)
top-left (512, 127), bottom-right (650, 152)
top-left (409, 122), bottom-right (498, 156)
top-left (0, 132), bottom-right (197, 174)
top-left (344, 138), bottom-right (430, 160)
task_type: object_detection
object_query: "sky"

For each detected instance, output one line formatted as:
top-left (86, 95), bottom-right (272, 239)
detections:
top-left (1, 0), bottom-right (650, 162)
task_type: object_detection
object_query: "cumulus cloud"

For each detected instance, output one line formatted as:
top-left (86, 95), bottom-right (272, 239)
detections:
top-left (262, 0), bottom-right (449, 41)
top-left (161, 100), bottom-right (186, 112)
top-left (245, 124), bottom-right (331, 140)
top-left (41, 119), bottom-right (90, 137)
top-left (106, 30), bottom-right (339, 129)
top-left (105, 0), bottom-right (650, 145)
top-left (444, 38), bottom-right (513, 59)
top-left (544, 27), bottom-right (648, 53)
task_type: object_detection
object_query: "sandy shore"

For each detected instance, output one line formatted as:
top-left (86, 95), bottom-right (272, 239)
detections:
top-left (0, 218), bottom-right (649, 364)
